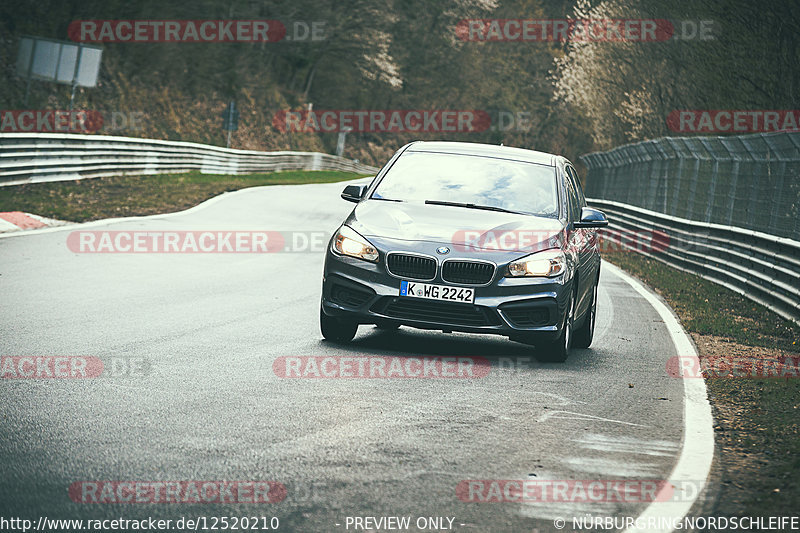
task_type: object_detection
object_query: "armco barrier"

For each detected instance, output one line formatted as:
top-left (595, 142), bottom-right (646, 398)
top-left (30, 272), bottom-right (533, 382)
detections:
top-left (589, 198), bottom-right (800, 325)
top-left (581, 131), bottom-right (800, 240)
top-left (0, 133), bottom-right (379, 186)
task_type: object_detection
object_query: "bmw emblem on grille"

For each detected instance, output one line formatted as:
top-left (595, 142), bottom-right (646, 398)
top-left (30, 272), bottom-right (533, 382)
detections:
top-left (436, 246), bottom-right (450, 255)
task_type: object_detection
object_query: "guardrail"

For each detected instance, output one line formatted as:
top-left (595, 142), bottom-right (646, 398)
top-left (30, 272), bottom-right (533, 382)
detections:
top-left (0, 133), bottom-right (379, 186)
top-left (589, 198), bottom-right (800, 325)
top-left (581, 131), bottom-right (800, 240)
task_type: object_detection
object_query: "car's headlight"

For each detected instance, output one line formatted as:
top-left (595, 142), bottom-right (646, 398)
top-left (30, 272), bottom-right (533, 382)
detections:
top-left (507, 249), bottom-right (565, 277)
top-left (332, 225), bottom-right (379, 262)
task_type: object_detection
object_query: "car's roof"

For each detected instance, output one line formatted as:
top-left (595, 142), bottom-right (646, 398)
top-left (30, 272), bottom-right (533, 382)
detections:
top-left (405, 141), bottom-right (559, 166)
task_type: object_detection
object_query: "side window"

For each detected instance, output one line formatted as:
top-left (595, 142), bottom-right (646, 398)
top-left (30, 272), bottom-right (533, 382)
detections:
top-left (564, 170), bottom-right (580, 222)
top-left (566, 166), bottom-right (586, 207)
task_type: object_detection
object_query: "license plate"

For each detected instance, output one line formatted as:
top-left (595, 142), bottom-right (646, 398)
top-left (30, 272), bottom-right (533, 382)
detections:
top-left (399, 280), bottom-right (474, 304)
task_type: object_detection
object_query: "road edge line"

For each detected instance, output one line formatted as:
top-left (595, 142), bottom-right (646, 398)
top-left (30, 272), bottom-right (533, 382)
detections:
top-left (604, 261), bottom-right (715, 533)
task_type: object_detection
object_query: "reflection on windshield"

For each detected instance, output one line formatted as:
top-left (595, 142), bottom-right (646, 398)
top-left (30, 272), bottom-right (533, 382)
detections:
top-left (371, 151), bottom-right (558, 217)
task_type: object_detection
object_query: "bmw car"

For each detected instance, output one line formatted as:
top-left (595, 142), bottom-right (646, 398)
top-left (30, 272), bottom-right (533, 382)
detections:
top-left (320, 141), bottom-right (608, 361)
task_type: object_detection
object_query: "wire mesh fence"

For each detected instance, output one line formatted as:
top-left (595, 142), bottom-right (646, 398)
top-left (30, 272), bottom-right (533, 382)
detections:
top-left (580, 131), bottom-right (800, 240)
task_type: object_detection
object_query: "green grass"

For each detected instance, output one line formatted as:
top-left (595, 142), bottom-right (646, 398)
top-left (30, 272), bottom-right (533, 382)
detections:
top-left (0, 170), bottom-right (366, 223)
top-left (605, 252), bottom-right (798, 353)
top-left (603, 251), bottom-right (799, 517)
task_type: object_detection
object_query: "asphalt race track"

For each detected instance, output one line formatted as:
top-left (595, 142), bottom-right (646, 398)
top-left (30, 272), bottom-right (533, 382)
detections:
top-left (0, 180), bottom-right (706, 532)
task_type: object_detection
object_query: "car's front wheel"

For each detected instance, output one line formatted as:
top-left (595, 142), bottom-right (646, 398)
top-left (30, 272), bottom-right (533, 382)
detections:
top-left (320, 307), bottom-right (358, 342)
top-left (536, 292), bottom-right (574, 363)
top-left (572, 281), bottom-right (597, 349)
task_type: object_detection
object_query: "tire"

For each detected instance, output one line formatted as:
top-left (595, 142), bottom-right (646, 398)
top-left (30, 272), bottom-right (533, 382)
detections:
top-left (536, 291), bottom-right (574, 363)
top-left (572, 281), bottom-right (597, 349)
top-left (320, 307), bottom-right (358, 342)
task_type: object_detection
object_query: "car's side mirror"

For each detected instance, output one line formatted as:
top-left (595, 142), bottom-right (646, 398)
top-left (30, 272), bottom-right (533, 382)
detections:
top-left (573, 207), bottom-right (608, 228)
top-left (341, 184), bottom-right (365, 203)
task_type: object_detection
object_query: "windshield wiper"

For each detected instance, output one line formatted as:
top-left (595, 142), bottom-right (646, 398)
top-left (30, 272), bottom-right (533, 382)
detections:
top-left (424, 200), bottom-right (520, 214)
top-left (371, 197), bottom-right (403, 202)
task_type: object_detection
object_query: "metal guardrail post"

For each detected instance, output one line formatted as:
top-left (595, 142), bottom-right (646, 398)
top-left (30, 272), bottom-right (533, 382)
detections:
top-left (671, 157), bottom-right (684, 217)
top-left (740, 136), bottom-right (762, 230)
top-left (685, 158), bottom-right (701, 220)
top-left (705, 158), bottom-right (720, 223)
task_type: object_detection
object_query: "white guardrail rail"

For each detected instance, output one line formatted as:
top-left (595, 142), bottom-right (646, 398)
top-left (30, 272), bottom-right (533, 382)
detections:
top-left (0, 133), bottom-right (379, 186)
top-left (589, 198), bottom-right (800, 326)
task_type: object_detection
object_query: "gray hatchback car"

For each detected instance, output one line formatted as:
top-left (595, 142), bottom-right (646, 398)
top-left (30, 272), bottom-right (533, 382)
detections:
top-left (320, 141), bottom-right (608, 361)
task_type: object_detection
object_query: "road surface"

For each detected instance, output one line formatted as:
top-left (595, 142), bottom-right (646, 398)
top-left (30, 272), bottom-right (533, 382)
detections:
top-left (0, 180), bottom-right (705, 532)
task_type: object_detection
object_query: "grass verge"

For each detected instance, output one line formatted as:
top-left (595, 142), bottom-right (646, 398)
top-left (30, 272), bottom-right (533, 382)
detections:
top-left (0, 170), bottom-right (366, 223)
top-left (603, 251), bottom-right (799, 518)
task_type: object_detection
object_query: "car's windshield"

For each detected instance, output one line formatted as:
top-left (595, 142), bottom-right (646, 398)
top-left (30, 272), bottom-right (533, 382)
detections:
top-left (371, 151), bottom-right (559, 217)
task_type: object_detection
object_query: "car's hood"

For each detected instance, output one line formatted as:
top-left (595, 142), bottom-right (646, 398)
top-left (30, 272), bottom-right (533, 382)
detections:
top-left (347, 200), bottom-right (565, 253)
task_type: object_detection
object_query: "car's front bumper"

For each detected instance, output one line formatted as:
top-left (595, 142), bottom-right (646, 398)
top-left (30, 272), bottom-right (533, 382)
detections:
top-left (321, 237), bottom-right (573, 342)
